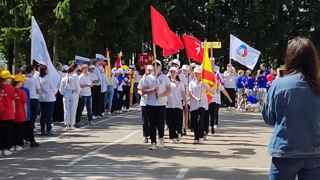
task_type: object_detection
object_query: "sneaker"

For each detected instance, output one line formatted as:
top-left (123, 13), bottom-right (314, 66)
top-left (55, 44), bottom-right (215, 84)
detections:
top-left (194, 140), bottom-right (199, 144)
top-left (47, 132), bottom-right (54, 136)
top-left (254, 108), bottom-right (259, 113)
top-left (177, 134), bottom-right (182, 142)
top-left (30, 142), bottom-right (40, 147)
top-left (90, 121), bottom-right (95, 126)
top-left (158, 138), bottom-right (165, 148)
top-left (170, 139), bottom-right (177, 144)
top-left (92, 116), bottom-right (97, 120)
top-left (211, 127), bottom-right (214, 134)
top-left (199, 138), bottom-right (204, 144)
top-left (126, 109), bottom-right (129, 112)
top-left (214, 125), bottom-right (218, 134)
top-left (70, 126), bottom-right (76, 130)
top-left (204, 135), bottom-right (207, 140)
top-left (11, 146), bottom-right (23, 151)
top-left (143, 137), bottom-right (149, 143)
top-left (64, 126), bottom-right (69, 130)
top-left (33, 128), bottom-right (39, 132)
top-left (108, 112), bottom-right (111, 115)
top-left (2, 150), bottom-right (12, 156)
top-left (149, 142), bottom-right (157, 150)
top-left (97, 116), bottom-right (101, 119)
top-left (183, 129), bottom-right (187, 136)
top-left (74, 123), bottom-right (81, 128)
top-left (119, 110), bottom-right (122, 114)
top-left (40, 132), bottom-right (46, 136)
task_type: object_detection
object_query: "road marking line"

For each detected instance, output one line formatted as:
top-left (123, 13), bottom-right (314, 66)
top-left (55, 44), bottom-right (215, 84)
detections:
top-left (67, 130), bottom-right (141, 166)
top-left (176, 168), bottom-right (189, 179)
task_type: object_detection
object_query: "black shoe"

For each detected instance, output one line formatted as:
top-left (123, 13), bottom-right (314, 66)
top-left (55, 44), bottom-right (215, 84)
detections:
top-left (211, 127), bottom-right (214, 134)
top-left (30, 142), bottom-right (40, 147)
top-left (40, 132), bottom-right (46, 136)
top-left (46, 132), bottom-right (54, 136)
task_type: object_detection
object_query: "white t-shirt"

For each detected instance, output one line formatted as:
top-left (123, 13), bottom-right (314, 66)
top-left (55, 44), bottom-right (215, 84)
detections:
top-left (166, 80), bottom-right (184, 109)
top-left (60, 74), bottom-right (81, 95)
top-left (39, 75), bottom-right (57, 102)
top-left (143, 73), bottom-right (170, 106)
top-left (79, 73), bottom-right (92, 96)
top-left (117, 76), bottom-right (123, 91)
top-left (223, 71), bottom-right (237, 88)
top-left (93, 67), bottom-right (102, 86)
top-left (24, 74), bottom-right (40, 99)
top-left (100, 73), bottom-right (108, 93)
top-left (134, 71), bottom-right (141, 83)
top-left (137, 77), bottom-right (147, 107)
top-left (189, 80), bottom-right (208, 111)
top-left (211, 81), bottom-right (224, 105)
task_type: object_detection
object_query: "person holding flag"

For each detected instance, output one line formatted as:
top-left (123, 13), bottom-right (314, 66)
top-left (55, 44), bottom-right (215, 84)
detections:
top-left (142, 60), bottom-right (172, 150)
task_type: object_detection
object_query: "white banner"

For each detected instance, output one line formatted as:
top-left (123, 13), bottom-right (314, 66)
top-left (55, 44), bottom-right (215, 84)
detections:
top-left (31, 16), bottom-right (60, 88)
top-left (75, 55), bottom-right (89, 65)
top-left (230, 34), bottom-right (261, 70)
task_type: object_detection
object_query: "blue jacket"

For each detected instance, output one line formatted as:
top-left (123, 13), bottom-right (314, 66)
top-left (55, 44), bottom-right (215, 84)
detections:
top-left (262, 73), bottom-right (320, 158)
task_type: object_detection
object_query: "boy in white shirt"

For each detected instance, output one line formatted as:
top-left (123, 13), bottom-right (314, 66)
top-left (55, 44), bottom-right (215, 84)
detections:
top-left (142, 60), bottom-right (172, 150)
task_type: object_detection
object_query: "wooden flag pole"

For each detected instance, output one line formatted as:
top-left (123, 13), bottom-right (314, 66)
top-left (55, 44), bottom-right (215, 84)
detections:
top-left (210, 48), bottom-right (213, 59)
top-left (153, 43), bottom-right (158, 87)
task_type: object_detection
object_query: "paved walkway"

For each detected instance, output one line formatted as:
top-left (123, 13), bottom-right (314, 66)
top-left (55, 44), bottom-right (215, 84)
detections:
top-left (0, 106), bottom-right (273, 179)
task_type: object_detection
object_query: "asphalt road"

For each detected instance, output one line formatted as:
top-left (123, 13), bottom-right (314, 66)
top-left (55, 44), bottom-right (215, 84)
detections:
top-left (0, 105), bottom-right (273, 180)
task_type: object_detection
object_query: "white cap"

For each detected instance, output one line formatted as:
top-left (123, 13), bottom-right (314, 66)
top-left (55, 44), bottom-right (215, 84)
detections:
top-left (169, 67), bottom-right (178, 73)
top-left (171, 59), bottom-right (180, 67)
top-left (111, 69), bottom-right (116, 74)
top-left (62, 65), bottom-right (68, 71)
top-left (152, 60), bottom-right (162, 67)
top-left (98, 66), bottom-right (104, 71)
top-left (190, 63), bottom-right (196, 68)
top-left (124, 70), bottom-right (129, 74)
top-left (210, 57), bottom-right (215, 61)
top-left (194, 66), bottom-right (202, 74)
top-left (146, 65), bottom-right (153, 70)
top-left (89, 65), bottom-right (95, 69)
top-left (116, 69), bottom-right (123, 74)
top-left (181, 65), bottom-right (190, 71)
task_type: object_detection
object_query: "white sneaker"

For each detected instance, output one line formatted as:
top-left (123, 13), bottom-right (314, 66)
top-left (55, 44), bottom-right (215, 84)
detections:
top-left (149, 142), bottom-right (157, 150)
top-left (194, 140), bottom-right (199, 144)
top-left (126, 109), bottom-right (129, 112)
top-left (90, 121), bottom-right (95, 126)
top-left (254, 108), bottom-right (259, 112)
top-left (158, 138), bottom-right (165, 148)
top-left (119, 110), bottom-right (122, 114)
top-left (33, 128), bottom-right (39, 132)
top-left (213, 125), bottom-right (218, 134)
top-left (170, 139), bottom-right (177, 144)
top-left (92, 116), bottom-right (97, 120)
top-left (97, 116), bottom-right (101, 119)
top-left (108, 112), bottom-right (111, 115)
top-left (177, 134), bottom-right (182, 142)
top-left (64, 126), bottom-right (69, 130)
top-left (2, 150), bottom-right (12, 155)
top-left (11, 146), bottom-right (23, 151)
top-left (199, 138), bottom-right (204, 144)
top-left (70, 126), bottom-right (76, 130)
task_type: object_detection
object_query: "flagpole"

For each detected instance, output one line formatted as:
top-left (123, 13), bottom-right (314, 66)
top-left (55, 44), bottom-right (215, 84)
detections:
top-left (153, 43), bottom-right (158, 87)
top-left (210, 48), bottom-right (213, 59)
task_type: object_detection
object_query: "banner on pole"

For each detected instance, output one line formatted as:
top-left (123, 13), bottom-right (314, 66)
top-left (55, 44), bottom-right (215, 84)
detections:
top-left (137, 54), bottom-right (154, 66)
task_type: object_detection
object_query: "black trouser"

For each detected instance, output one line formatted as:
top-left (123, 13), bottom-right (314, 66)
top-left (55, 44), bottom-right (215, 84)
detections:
top-left (30, 99), bottom-right (39, 129)
top-left (204, 103), bottom-right (215, 134)
top-left (191, 108), bottom-right (205, 140)
top-left (24, 120), bottom-right (36, 143)
top-left (52, 91), bottom-right (64, 122)
top-left (111, 89), bottom-right (118, 113)
top-left (117, 91), bottom-right (124, 111)
top-left (100, 92), bottom-right (106, 114)
top-left (0, 120), bottom-right (13, 150)
top-left (91, 85), bottom-right (101, 116)
top-left (146, 105), bottom-right (166, 144)
top-left (225, 88), bottom-right (235, 107)
top-left (212, 103), bottom-right (220, 126)
top-left (122, 86), bottom-right (130, 109)
top-left (141, 106), bottom-right (150, 137)
top-left (12, 122), bottom-right (24, 147)
top-left (166, 108), bottom-right (183, 139)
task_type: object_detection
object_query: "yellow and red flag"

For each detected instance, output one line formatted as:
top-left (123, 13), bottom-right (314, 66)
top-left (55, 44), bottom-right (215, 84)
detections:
top-left (116, 53), bottom-right (122, 69)
top-left (202, 41), bottom-right (216, 104)
top-left (105, 48), bottom-right (111, 82)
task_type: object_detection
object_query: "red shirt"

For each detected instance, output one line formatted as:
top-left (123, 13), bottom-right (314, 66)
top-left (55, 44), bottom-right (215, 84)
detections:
top-left (0, 84), bottom-right (15, 120)
top-left (13, 88), bottom-right (28, 123)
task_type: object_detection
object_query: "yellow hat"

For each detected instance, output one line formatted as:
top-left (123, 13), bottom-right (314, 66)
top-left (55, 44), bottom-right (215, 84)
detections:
top-left (0, 70), bottom-right (14, 79)
top-left (14, 74), bottom-right (29, 82)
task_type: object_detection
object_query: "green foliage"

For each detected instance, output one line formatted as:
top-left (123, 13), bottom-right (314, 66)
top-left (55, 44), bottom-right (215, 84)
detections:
top-left (0, 0), bottom-right (320, 71)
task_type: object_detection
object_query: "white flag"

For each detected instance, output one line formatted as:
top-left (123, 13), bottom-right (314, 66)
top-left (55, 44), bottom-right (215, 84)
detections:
top-left (95, 54), bottom-right (108, 63)
top-left (31, 16), bottom-right (60, 89)
top-left (229, 34), bottom-right (261, 70)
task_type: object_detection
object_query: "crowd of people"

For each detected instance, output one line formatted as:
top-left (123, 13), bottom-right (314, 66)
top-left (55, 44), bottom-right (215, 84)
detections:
top-left (0, 54), bottom-right (278, 154)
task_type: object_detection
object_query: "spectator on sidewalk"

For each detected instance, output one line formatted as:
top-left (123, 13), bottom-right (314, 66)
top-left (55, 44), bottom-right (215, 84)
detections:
top-left (262, 37), bottom-right (320, 180)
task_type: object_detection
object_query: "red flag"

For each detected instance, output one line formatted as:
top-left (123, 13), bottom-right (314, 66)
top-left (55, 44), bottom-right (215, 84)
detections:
top-left (151, 6), bottom-right (184, 57)
top-left (116, 53), bottom-right (121, 69)
top-left (182, 34), bottom-right (203, 63)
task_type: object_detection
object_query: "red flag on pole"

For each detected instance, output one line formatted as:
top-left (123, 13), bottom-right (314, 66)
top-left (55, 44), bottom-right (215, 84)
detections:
top-left (182, 34), bottom-right (204, 63)
top-left (116, 53), bottom-right (121, 69)
top-left (151, 6), bottom-right (184, 57)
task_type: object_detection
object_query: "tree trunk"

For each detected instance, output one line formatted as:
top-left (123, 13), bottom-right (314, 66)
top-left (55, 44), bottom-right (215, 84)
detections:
top-left (53, 31), bottom-right (59, 65)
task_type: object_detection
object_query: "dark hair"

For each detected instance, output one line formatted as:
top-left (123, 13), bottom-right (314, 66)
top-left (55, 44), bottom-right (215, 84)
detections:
top-left (260, 63), bottom-right (267, 68)
top-left (169, 71), bottom-right (180, 81)
top-left (285, 37), bottom-right (320, 96)
top-left (259, 70), bottom-right (265, 75)
top-left (242, 93), bottom-right (248, 97)
top-left (39, 66), bottom-right (47, 78)
top-left (67, 66), bottom-right (75, 74)
top-left (12, 80), bottom-right (21, 87)
top-left (25, 65), bottom-right (35, 74)
top-left (91, 60), bottom-right (99, 66)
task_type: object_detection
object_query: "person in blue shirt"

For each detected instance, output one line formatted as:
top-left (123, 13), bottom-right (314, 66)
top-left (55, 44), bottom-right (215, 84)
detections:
top-left (236, 70), bottom-right (245, 110)
top-left (262, 37), bottom-right (320, 180)
top-left (239, 93), bottom-right (260, 112)
top-left (255, 70), bottom-right (267, 107)
top-left (260, 63), bottom-right (271, 76)
top-left (21, 80), bottom-right (39, 147)
top-left (245, 73), bottom-right (254, 95)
